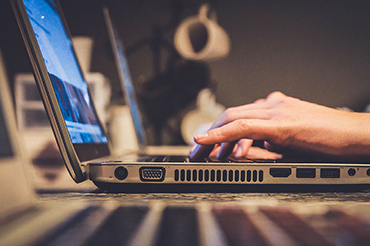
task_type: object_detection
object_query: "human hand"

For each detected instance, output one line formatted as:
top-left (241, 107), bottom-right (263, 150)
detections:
top-left (189, 91), bottom-right (370, 160)
top-left (203, 140), bottom-right (282, 160)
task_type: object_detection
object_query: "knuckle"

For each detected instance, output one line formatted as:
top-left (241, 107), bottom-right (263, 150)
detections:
top-left (211, 128), bottom-right (225, 141)
top-left (221, 107), bottom-right (236, 123)
top-left (269, 93), bottom-right (294, 108)
top-left (267, 91), bottom-right (284, 99)
top-left (236, 119), bottom-right (250, 132)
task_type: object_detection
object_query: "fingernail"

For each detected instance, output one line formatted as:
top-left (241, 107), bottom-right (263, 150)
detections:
top-left (194, 132), bottom-right (208, 141)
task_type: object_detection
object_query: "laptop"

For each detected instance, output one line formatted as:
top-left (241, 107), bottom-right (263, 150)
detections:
top-left (103, 7), bottom-right (190, 157)
top-left (11, 0), bottom-right (370, 192)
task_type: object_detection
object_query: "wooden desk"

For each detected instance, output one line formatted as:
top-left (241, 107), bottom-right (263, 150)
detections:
top-left (38, 191), bottom-right (370, 246)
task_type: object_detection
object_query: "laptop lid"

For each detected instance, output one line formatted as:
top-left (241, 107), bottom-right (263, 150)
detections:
top-left (103, 8), bottom-right (148, 152)
top-left (0, 48), bottom-right (36, 217)
top-left (11, 0), bottom-right (111, 182)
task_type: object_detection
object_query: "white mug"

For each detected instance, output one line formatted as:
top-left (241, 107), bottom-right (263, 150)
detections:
top-left (174, 4), bottom-right (230, 61)
top-left (108, 105), bottom-right (139, 155)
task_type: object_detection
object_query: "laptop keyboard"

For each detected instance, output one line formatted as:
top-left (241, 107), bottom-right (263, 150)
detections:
top-left (138, 155), bottom-right (269, 163)
top-left (137, 154), bottom-right (345, 164)
top-left (37, 202), bottom-right (370, 246)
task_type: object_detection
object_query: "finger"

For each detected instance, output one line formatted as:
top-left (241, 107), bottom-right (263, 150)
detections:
top-left (234, 139), bottom-right (254, 158)
top-left (204, 93), bottom-right (285, 134)
top-left (189, 144), bottom-right (215, 160)
top-left (211, 91), bottom-right (288, 129)
top-left (209, 108), bottom-right (273, 132)
top-left (210, 144), bottom-right (221, 157)
top-left (216, 141), bottom-right (238, 159)
top-left (195, 119), bottom-right (274, 145)
top-left (246, 147), bottom-right (283, 160)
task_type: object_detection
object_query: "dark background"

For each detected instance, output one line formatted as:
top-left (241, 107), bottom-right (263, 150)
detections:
top-left (1, 0), bottom-right (370, 144)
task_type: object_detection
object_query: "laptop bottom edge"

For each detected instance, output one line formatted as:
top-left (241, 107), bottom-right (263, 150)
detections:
top-left (92, 182), bottom-right (370, 193)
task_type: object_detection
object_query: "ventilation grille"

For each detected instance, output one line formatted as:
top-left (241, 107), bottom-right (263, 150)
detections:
top-left (174, 169), bottom-right (263, 183)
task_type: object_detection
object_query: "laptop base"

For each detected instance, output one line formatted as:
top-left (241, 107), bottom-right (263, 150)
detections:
top-left (93, 181), bottom-right (370, 193)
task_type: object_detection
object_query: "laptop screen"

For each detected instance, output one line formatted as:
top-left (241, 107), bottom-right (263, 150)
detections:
top-left (104, 8), bottom-right (147, 150)
top-left (23, 0), bottom-right (107, 144)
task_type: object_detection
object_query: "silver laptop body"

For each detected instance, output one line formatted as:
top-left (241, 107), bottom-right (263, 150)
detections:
top-left (11, 0), bottom-right (370, 192)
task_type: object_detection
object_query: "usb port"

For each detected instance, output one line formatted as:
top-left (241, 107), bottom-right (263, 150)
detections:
top-left (296, 168), bottom-right (316, 178)
top-left (320, 168), bottom-right (340, 178)
top-left (139, 167), bottom-right (166, 182)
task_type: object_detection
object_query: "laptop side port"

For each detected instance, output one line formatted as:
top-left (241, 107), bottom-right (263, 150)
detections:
top-left (320, 168), bottom-right (340, 178)
top-left (296, 168), bottom-right (316, 178)
top-left (139, 167), bottom-right (166, 182)
top-left (114, 166), bottom-right (128, 180)
top-left (269, 168), bottom-right (291, 177)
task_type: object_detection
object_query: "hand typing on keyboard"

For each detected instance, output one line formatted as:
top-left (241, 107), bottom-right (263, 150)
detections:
top-left (189, 91), bottom-right (370, 161)
top-left (202, 141), bottom-right (282, 160)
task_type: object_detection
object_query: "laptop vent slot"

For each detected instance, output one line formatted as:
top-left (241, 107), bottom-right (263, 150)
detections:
top-left (174, 169), bottom-right (263, 183)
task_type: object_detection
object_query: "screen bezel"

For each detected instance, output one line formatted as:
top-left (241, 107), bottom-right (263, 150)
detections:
top-left (11, 0), bottom-right (110, 182)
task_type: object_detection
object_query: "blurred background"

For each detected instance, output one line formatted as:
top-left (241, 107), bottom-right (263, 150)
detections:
top-left (1, 0), bottom-right (370, 146)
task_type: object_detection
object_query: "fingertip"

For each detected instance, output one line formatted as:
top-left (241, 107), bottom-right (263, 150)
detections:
top-left (193, 132), bottom-right (209, 143)
top-left (217, 142), bottom-right (237, 159)
top-left (189, 144), bottom-right (214, 160)
top-left (233, 139), bottom-right (253, 158)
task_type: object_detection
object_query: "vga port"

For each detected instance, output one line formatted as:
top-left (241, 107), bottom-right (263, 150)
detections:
top-left (139, 167), bottom-right (166, 182)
